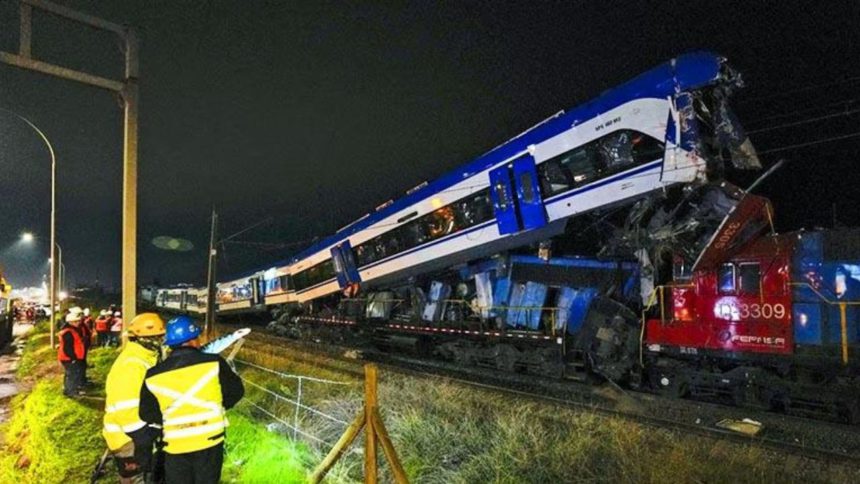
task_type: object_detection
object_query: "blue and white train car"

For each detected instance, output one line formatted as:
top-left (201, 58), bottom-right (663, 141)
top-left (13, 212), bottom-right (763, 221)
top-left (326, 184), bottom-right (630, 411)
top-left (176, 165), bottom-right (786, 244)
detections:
top-left (283, 52), bottom-right (757, 306)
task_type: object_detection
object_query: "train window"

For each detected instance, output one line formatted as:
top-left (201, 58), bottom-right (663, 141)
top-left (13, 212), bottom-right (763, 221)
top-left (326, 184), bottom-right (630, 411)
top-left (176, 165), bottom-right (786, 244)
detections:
top-left (738, 263), bottom-right (761, 294)
top-left (352, 188), bottom-right (493, 268)
top-left (630, 132), bottom-right (664, 164)
top-left (293, 259), bottom-right (336, 291)
top-left (280, 275), bottom-right (291, 291)
top-left (537, 130), bottom-right (665, 198)
top-left (718, 263), bottom-right (736, 294)
top-left (519, 171), bottom-right (535, 203)
top-left (598, 131), bottom-right (636, 172)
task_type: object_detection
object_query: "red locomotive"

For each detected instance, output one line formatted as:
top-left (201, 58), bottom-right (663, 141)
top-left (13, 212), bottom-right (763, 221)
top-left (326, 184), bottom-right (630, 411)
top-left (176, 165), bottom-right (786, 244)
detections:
top-left (643, 194), bottom-right (860, 421)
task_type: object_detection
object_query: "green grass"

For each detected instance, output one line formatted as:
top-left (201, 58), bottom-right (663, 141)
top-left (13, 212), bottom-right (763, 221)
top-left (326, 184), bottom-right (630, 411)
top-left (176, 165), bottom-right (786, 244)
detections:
top-left (5, 322), bottom-right (857, 483)
top-left (222, 413), bottom-right (314, 483)
top-left (234, 344), bottom-right (860, 484)
top-left (0, 323), bottom-right (323, 483)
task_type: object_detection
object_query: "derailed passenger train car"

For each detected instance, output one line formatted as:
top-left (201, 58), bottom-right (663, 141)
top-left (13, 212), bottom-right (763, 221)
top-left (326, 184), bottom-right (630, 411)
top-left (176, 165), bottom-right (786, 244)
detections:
top-left (148, 52), bottom-right (860, 421)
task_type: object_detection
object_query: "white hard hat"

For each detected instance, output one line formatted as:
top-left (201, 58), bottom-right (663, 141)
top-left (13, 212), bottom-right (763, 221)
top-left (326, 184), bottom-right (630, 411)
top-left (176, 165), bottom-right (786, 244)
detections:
top-left (66, 313), bottom-right (81, 323)
top-left (83, 308), bottom-right (90, 316)
top-left (114, 311), bottom-right (121, 317)
top-left (69, 306), bottom-right (83, 315)
top-left (100, 310), bottom-right (108, 316)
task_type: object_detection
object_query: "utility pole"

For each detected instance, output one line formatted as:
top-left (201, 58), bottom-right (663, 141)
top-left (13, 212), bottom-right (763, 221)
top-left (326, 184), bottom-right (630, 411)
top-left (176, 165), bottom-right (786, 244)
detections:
top-left (1, 0), bottom-right (140, 329)
top-left (205, 209), bottom-right (219, 337)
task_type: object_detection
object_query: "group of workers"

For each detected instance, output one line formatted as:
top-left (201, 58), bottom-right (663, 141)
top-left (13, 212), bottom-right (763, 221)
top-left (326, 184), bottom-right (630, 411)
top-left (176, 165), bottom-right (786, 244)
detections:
top-left (94, 313), bottom-right (244, 483)
top-left (56, 306), bottom-right (126, 397)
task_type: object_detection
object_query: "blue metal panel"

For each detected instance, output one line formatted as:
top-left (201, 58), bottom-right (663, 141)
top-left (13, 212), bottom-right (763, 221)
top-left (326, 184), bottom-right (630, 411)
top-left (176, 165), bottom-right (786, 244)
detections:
top-left (567, 288), bottom-right (598, 335)
top-left (512, 156), bottom-right (547, 231)
top-left (492, 274), bottom-right (512, 321)
top-left (793, 303), bottom-right (822, 345)
top-left (507, 282), bottom-right (548, 330)
top-left (489, 166), bottom-right (520, 235)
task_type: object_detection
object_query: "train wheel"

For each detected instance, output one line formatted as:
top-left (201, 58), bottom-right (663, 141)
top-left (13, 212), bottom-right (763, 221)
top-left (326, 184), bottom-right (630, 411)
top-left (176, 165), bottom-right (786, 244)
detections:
top-left (650, 366), bottom-right (688, 398)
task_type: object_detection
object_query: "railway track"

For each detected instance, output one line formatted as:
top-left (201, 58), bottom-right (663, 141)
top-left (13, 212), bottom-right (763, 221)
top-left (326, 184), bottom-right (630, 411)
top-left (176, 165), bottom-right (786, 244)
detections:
top-left (223, 323), bottom-right (860, 475)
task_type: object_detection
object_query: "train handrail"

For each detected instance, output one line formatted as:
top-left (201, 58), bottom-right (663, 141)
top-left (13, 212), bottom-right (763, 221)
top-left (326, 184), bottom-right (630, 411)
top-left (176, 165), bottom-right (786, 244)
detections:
top-left (788, 281), bottom-right (860, 365)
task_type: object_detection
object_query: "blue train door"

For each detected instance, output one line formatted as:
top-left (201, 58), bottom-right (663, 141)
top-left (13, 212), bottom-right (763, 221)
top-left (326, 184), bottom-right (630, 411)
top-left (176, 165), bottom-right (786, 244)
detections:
top-left (512, 156), bottom-right (547, 230)
top-left (489, 155), bottom-right (547, 235)
top-left (331, 240), bottom-right (361, 289)
top-left (489, 166), bottom-right (520, 235)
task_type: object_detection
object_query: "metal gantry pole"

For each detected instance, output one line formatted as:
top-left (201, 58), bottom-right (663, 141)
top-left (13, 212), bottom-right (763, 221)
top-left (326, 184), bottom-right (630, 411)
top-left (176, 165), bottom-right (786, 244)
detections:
top-left (2, 0), bottom-right (140, 339)
top-left (122, 27), bottom-right (140, 328)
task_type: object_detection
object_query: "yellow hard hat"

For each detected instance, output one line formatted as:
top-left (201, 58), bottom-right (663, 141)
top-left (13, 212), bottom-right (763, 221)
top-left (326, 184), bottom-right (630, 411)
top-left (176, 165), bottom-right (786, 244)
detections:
top-left (127, 313), bottom-right (166, 337)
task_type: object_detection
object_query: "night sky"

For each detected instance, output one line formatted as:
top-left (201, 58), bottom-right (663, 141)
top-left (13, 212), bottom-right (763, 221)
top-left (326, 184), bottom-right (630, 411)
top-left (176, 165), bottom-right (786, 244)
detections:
top-left (1, 1), bottom-right (859, 289)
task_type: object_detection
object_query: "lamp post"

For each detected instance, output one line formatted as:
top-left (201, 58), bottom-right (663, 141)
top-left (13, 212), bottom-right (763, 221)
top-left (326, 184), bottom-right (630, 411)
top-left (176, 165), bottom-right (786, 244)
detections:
top-left (3, 110), bottom-right (57, 346)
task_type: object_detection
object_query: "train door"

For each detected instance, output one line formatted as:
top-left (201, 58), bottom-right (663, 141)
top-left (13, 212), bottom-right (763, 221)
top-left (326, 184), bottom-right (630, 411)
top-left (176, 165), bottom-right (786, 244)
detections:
top-left (331, 240), bottom-right (361, 289)
top-left (250, 276), bottom-right (265, 306)
top-left (489, 155), bottom-right (548, 235)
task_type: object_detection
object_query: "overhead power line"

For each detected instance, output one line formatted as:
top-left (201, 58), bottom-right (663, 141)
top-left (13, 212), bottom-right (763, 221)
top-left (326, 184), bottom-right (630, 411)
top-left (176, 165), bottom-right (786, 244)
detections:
top-left (742, 75), bottom-right (860, 104)
top-left (748, 107), bottom-right (860, 135)
top-left (757, 131), bottom-right (860, 155)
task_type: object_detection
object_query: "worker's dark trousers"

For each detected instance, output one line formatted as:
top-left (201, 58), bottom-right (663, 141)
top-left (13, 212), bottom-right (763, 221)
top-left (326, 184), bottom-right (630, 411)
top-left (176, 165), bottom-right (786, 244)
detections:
top-left (61, 360), bottom-right (84, 396)
top-left (163, 443), bottom-right (224, 484)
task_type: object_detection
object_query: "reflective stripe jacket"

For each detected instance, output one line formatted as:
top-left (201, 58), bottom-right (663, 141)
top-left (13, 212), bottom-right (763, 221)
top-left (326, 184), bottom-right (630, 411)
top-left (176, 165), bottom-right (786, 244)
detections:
top-left (139, 347), bottom-right (244, 454)
top-left (103, 341), bottom-right (158, 451)
top-left (57, 324), bottom-right (84, 362)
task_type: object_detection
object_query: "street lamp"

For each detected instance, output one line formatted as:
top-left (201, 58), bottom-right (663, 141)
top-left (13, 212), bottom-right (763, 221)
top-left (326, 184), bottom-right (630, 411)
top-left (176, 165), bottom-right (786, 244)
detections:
top-left (1, 106), bottom-right (58, 348)
top-left (21, 232), bottom-right (34, 243)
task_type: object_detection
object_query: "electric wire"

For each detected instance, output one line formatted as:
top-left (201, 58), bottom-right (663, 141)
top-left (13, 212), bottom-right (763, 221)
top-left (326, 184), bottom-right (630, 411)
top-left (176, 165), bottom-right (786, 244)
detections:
top-left (747, 107), bottom-right (860, 135)
top-left (757, 131), bottom-right (860, 155)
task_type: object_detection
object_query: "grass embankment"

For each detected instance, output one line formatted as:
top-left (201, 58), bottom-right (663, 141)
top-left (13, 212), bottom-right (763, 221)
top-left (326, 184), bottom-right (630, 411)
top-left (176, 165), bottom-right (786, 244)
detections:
top-left (0, 323), bottom-right (316, 483)
top-left (237, 344), bottom-right (859, 484)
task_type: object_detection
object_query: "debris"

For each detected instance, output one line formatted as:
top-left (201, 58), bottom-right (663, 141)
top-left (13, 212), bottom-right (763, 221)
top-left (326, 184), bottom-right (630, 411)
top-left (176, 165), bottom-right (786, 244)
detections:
top-left (715, 418), bottom-right (763, 436)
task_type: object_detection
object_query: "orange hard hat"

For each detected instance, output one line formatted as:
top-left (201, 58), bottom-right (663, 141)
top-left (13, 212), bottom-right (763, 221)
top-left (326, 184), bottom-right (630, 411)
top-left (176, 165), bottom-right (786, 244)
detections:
top-left (127, 313), bottom-right (166, 337)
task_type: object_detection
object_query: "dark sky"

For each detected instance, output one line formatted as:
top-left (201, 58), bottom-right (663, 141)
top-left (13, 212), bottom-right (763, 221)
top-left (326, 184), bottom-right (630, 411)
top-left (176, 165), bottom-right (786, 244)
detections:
top-left (1, 1), bottom-right (859, 288)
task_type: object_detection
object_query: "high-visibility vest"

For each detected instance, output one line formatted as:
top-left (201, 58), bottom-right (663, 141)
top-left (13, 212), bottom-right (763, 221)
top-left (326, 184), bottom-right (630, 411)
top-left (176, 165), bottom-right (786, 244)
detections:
top-left (102, 342), bottom-right (158, 451)
top-left (111, 318), bottom-right (123, 332)
top-left (95, 316), bottom-right (109, 332)
top-left (144, 361), bottom-right (227, 454)
top-left (57, 326), bottom-right (85, 362)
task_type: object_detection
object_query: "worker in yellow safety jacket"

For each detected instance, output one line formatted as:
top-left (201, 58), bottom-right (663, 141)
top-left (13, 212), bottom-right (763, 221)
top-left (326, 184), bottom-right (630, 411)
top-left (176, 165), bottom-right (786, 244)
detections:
top-left (103, 313), bottom-right (166, 483)
top-left (139, 316), bottom-right (244, 484)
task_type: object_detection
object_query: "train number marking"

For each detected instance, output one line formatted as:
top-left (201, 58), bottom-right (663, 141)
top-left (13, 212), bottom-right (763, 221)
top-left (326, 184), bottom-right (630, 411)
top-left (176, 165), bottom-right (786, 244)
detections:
top-left (738, 303), bottom-right (786, 320)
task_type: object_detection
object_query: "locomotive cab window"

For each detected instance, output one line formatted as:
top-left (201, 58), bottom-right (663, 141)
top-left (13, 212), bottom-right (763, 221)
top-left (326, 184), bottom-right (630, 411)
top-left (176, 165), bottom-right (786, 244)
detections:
top-left (718, 263), bottom-right (735, 294)
top-left (738, 262), bottom-right (761, 295)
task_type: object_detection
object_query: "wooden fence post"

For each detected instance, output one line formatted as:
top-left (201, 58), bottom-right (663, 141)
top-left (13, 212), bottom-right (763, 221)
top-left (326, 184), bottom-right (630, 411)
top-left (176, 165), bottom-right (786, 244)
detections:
top-left (309, 363), bottom-right (409, 484)
top-left (365, 363), bottom-right (378, 484)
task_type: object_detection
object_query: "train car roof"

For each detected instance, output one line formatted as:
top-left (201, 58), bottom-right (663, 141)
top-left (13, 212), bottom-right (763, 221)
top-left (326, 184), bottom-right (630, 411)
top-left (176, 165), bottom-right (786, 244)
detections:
top-left (238, 51), bottom-right (729, 278)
